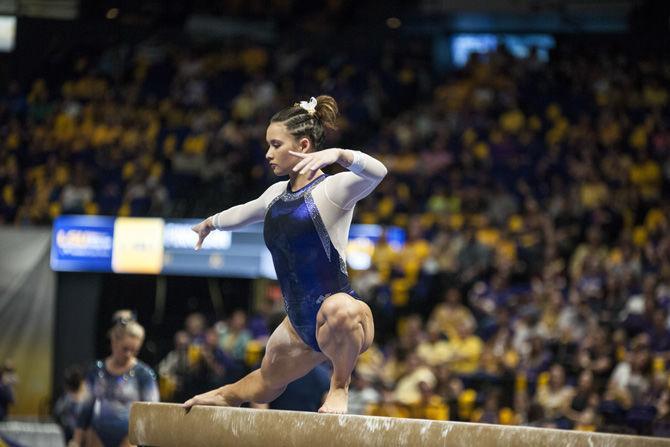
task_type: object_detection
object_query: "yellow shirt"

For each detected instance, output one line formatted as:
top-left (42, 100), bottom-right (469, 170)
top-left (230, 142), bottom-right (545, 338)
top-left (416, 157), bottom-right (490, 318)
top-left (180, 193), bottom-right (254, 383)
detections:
top-left (446, 336), bottom-right (483, 374)
top-left (417, 340), bottom-right (451, 367)
top-left (394, 367), bottom-right (437, 405)
top-left (536, 385), bottom-right (574, 419)
top-left (429, 304), bottom-right (475, 339)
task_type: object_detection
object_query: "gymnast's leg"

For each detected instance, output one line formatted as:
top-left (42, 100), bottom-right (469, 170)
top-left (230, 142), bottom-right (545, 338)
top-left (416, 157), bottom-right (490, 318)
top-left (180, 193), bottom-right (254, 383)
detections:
top-left (183, 317), bottom-right (326, 408)
top-left (316, 293), bottom-right (374, 413)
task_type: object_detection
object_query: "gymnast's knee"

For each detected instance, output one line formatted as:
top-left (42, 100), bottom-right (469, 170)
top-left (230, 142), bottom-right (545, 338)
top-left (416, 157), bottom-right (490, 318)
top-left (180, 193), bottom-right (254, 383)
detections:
top-left (318, 294), bottom-right (362, 332)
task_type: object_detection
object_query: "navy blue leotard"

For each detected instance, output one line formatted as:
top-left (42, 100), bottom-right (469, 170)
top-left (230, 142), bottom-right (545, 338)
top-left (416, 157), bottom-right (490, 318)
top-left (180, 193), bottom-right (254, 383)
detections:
top-left (210, 150), bottom-right (387, 351)
top-left (263, 175), bottom-right (356, 351)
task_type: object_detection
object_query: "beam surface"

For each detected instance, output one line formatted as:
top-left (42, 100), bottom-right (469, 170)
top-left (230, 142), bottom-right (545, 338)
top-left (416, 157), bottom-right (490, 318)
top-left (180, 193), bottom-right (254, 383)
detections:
top-left (129, 402), bottom-right (670, 447)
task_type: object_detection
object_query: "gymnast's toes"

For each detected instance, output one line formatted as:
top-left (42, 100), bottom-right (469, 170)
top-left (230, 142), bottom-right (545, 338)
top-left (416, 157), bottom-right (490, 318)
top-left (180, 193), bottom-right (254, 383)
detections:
top-left (318, 389), bottom-right (349, 414)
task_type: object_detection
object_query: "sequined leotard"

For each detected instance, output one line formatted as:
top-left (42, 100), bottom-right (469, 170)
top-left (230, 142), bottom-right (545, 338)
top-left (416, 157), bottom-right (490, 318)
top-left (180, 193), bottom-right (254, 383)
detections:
top-left (211, 151), bottom-right (387, 351)
top-left (77, 360), bottom-right (159, 447)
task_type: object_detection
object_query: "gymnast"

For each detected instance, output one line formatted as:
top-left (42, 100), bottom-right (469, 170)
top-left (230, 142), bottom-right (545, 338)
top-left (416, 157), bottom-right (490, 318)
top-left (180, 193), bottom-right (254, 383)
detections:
top-left (184, 95), bottom-right (387, 413)
top-left (71, 318), bottom-right (158, 447)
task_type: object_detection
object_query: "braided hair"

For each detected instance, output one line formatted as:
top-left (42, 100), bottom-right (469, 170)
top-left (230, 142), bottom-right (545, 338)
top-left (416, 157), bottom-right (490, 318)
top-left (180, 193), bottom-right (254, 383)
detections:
top-left (270, 95), bottom-right (339, 151)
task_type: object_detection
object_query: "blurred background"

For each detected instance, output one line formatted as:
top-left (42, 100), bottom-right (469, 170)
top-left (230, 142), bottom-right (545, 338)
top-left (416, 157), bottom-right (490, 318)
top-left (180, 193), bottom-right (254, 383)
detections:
top-left (1, 0), bottom-right (670, 444)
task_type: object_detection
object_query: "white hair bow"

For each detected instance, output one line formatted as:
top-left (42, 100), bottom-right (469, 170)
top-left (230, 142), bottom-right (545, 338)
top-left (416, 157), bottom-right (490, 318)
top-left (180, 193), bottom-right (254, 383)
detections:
top-left (299, 97), bottom-right (317, 115)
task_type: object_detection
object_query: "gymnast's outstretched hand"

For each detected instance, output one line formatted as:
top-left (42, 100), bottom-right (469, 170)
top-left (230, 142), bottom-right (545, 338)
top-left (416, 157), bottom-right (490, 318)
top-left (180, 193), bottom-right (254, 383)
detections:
top-left (191, 217), bottom-right (214, 250)
top-left (182, 388), bottom-right (234, 410)
top-left (290, 148), bottom-right (346, 179)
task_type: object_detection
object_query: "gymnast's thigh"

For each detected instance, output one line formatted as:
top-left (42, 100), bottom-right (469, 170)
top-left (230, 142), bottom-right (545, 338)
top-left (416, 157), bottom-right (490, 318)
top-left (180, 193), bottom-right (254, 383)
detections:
top-left (259, 317), bottom-right (327, 387)
top-left (316, 292), bottom-right (375, 353)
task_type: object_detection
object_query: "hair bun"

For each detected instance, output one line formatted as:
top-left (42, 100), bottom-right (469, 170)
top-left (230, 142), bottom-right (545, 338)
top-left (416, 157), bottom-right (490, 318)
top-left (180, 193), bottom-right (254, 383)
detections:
top-left (315, 95), bottom-right (339, 130)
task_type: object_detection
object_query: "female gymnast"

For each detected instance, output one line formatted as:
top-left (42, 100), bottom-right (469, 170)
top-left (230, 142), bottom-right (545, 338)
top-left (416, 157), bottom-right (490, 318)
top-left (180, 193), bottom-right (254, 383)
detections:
top-left (71, 318), bottom-right (158, 447)
top-left (184, 95), bottom-right (387, 413)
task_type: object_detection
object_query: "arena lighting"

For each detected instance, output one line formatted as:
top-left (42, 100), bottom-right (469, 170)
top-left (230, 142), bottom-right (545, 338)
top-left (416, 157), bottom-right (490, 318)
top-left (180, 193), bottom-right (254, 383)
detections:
top-left (106, 8), bottom-right (119, 19)
top-left (0, 16), bottom-right (16, 52)
top-left (386, 17), bottom-right (402, 29)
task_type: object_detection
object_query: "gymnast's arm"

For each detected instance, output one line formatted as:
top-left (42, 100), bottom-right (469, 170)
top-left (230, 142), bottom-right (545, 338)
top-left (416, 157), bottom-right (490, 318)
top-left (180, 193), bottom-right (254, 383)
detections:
top-left (323, 150), bottom-right (388, 210)
top-left (192, 182), bottom-right (285, 250)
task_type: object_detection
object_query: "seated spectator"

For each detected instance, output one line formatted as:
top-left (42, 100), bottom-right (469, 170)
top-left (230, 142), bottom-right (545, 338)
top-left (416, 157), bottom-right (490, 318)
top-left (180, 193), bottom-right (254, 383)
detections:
top-left (535, 364), bottom-right (575, 423)
top-left (472, 389), bottom-right (502, 424)
top-left (393, 353), bottom-right (436, 406)
top-left (200, 327), bottom-right (234, 388)
top-left (609, 335), bottom-right (652, 405)
top-left (216, 310), bottom-right (252, 362)
top-left (416, 322), bottom-right (450, 367)
top-left (60, 164), bottom-right (93, 214)
top-left (408, 381), bottom-right (448, 420)
top-left (184, 312), bottom-right (207, 345)
top-left (563, 370), bottom-right (600, 429)
top-left (444, 322), bottom-right (483, 375)
top-left (429, 288), bottom-right (475, 339)
top-left (158, 331), bottom-right (191, 401)
top-left (519, 335), bottom-right (553, 385)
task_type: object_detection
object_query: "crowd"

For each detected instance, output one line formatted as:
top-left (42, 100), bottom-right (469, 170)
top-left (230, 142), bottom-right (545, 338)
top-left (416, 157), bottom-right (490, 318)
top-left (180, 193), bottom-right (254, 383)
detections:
top-left (349, 43), bottom-right (670, 436)
top-left (1, 24), bottom-right (669, 438)
top-left (0, 36), bottom-right (427, 223)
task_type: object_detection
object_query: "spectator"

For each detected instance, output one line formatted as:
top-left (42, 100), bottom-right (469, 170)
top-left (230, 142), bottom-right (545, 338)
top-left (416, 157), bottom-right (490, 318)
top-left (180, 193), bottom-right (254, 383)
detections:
top-left (444, 322), bottom-right (483, 375)
top-left (216, 310), bottom-right (252, 362)
top-left (535, 364), bottom-right (575, 424)
top-left (54, 366), bottom-right (86, 443)
top-left (0, 361), bottom-right (17, 421)
top-left (158, 331), bottom-right (191, 401)
top-left (428, 288), bottom-right (476, 339)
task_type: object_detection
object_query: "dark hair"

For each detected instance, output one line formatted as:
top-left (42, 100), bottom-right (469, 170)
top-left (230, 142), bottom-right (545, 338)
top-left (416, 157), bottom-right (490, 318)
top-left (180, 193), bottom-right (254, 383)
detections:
top-left (270, 95), bottom-right (339, 151)
top-left (63, 366), bottom-right (83, 392)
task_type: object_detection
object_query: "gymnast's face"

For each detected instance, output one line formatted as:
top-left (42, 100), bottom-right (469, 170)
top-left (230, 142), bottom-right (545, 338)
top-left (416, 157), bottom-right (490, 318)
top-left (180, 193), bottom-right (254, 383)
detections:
top-left (111, 335), bottom-right (142, 366)
top-left (265, 122), bottom-right (311, 176)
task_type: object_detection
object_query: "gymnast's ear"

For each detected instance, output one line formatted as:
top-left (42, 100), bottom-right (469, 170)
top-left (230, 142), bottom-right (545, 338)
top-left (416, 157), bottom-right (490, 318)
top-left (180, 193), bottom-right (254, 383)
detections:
top-left (298, 137), bottom-right (312, 153)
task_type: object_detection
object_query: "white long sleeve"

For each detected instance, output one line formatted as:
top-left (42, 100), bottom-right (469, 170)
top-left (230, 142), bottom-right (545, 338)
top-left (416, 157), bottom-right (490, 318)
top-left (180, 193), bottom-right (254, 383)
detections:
top-left (309, 151), bottom-right (387, 265)
top-left (322, 150), bottom-right (388, 210)
top-left (210, 181), bottom-right (287, 230)
top-left (209, 151), bottom-right (386, 269)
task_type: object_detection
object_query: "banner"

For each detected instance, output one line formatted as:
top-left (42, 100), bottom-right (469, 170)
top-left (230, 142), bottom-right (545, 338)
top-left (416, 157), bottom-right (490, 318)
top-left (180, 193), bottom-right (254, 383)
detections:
top-left (50, 216), bottom-right (405, 277)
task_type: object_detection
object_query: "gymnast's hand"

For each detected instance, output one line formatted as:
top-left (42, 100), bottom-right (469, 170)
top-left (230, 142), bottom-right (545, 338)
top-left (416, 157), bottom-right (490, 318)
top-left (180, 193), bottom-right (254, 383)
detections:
top-left (191, 217), bottom-right (214, 251)
top-left (182, 388), bottom-right (232, 410)
top-left (290, 148), bottom-right (343, 180)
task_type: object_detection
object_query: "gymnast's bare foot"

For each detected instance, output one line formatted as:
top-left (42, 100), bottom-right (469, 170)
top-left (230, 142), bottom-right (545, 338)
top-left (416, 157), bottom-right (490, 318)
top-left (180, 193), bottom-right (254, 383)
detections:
top-left (182, 387), bottom-right (240, 409)
top-left (318, 387), bottom-right (348, 414)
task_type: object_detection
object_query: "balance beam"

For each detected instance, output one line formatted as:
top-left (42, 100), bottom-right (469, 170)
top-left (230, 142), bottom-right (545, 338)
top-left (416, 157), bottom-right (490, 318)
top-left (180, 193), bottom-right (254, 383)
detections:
top-left (129, 402), bottom-right (670, 447)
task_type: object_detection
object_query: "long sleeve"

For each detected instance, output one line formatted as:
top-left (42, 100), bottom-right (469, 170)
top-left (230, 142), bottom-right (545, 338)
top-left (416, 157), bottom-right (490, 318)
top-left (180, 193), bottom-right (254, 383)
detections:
top-left (323, 150), bottom-right (388, 210)
top-left (139, 367), bottom-right (160, 402)
top-left (211, 181), bottom-right (287, 230)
